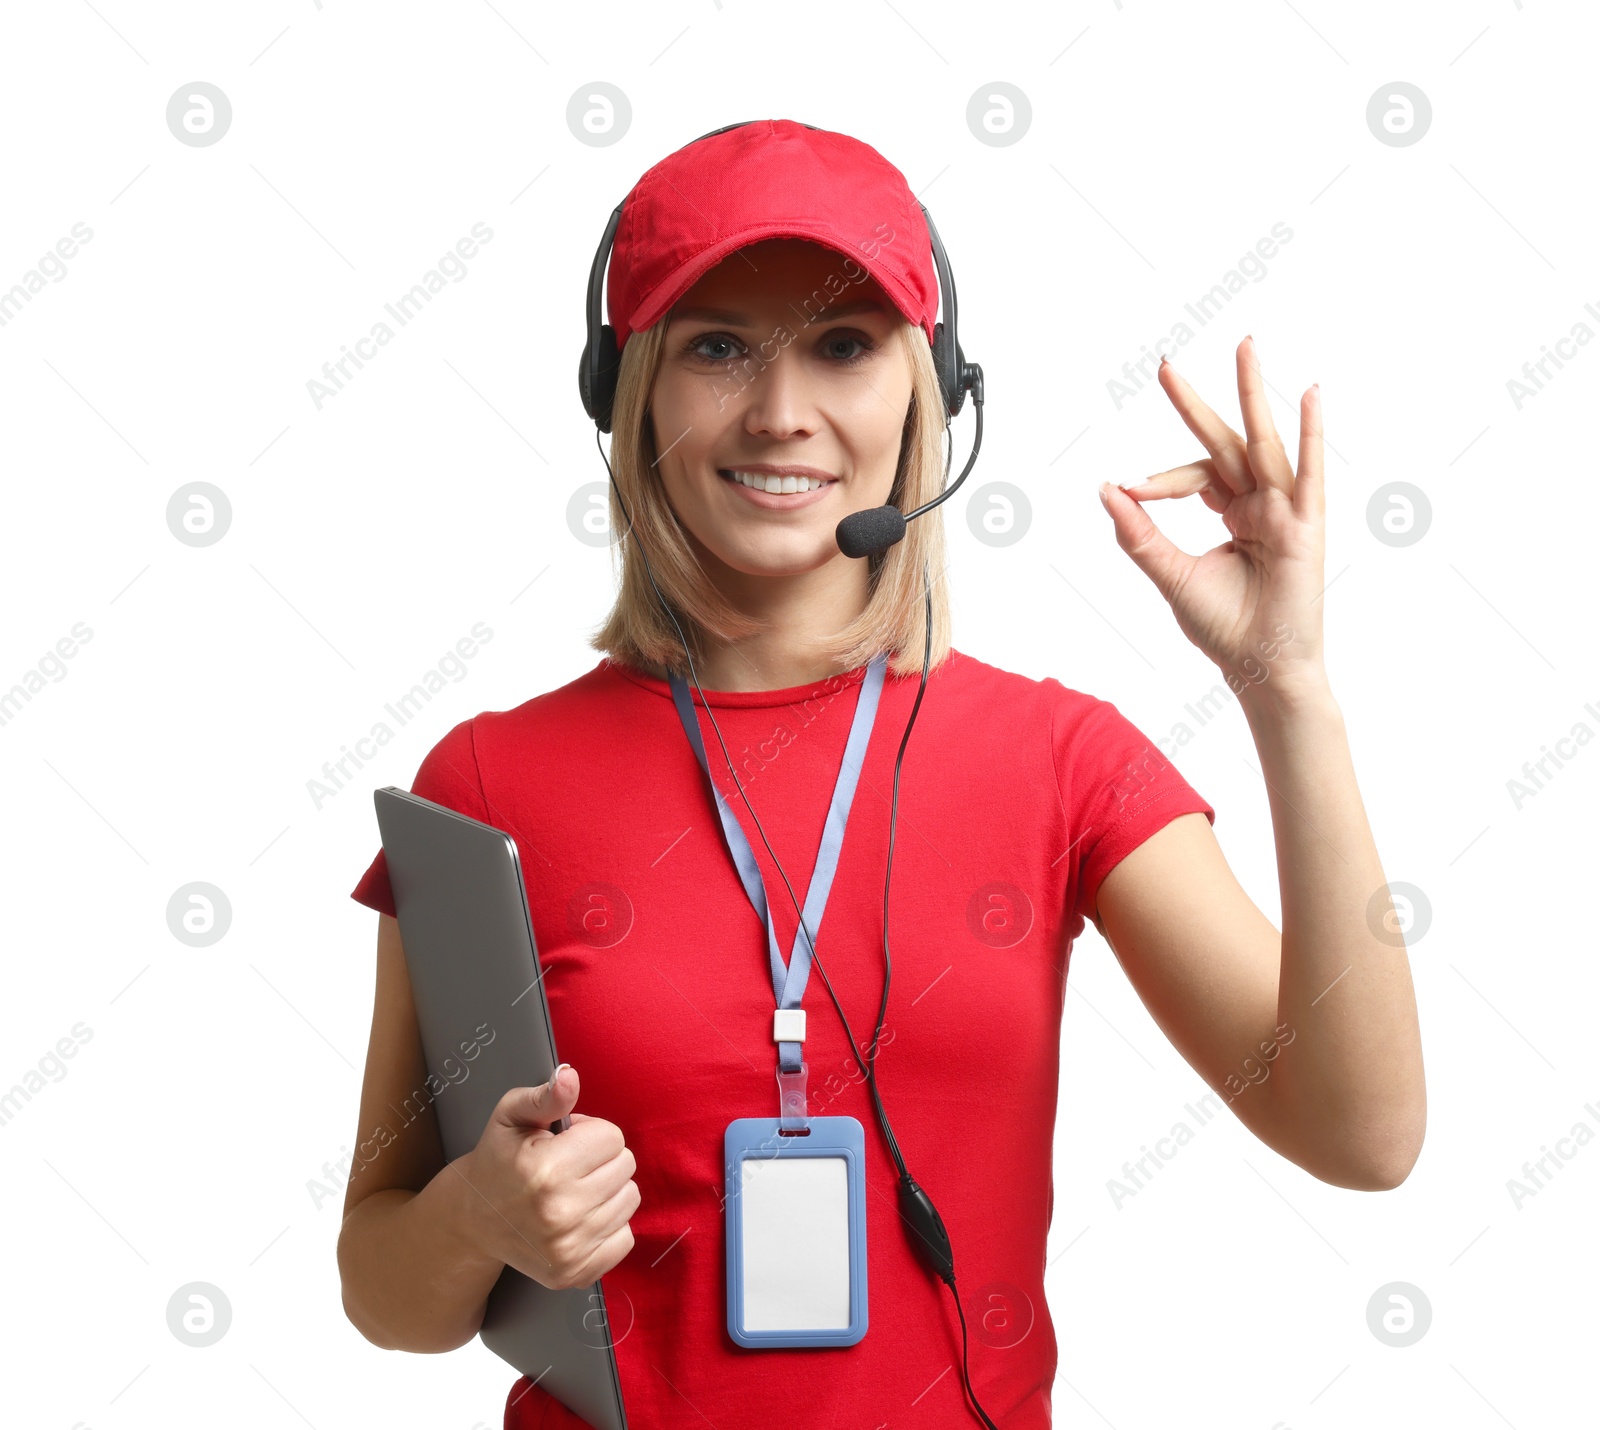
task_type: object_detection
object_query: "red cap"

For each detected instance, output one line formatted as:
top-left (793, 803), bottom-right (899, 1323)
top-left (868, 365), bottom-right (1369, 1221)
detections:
top-left (605, 119), bottom-right (938, 353)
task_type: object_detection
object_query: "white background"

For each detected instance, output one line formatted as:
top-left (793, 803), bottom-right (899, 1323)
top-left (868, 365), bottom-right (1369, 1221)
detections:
top-left (1, 1), bottom-right (1593, 1427)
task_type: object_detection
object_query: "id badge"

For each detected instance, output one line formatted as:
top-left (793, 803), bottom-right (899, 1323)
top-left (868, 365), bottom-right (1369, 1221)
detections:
top-left (723, 1115), bottom-right (869, 1348)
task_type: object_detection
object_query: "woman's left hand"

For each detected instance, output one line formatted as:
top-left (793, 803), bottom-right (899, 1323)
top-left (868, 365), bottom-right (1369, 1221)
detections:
top-left (1098, 335), bottom-right (1329, 707)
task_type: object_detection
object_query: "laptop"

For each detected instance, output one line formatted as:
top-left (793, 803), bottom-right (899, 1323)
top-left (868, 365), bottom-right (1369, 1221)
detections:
top-left (373, 786), bottom-right (630, 1430)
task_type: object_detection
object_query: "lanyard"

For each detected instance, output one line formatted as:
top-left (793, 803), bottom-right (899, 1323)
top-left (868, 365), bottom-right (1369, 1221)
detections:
top-left (668, 656), bottom-right (888, 1090)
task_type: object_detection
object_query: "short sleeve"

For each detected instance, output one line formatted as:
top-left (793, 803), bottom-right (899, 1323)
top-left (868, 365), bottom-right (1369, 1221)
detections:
top-left (349, 717), bottom-right (490, 918)
top-left (1050, 688), bottom-right (1216, 926)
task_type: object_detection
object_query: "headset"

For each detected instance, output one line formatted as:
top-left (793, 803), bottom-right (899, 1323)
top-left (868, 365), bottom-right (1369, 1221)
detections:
top-left (579, 121), bottom-right (998, 1430)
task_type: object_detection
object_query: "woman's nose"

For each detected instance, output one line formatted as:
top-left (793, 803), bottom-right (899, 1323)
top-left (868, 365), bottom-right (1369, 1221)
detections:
top-left (738, 351), bottom-right (821, 439)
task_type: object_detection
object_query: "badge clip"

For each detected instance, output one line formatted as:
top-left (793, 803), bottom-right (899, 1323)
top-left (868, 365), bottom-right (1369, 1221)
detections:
top-left (774, 1008), bottom-right (809, 1132)
top-left (776, 1059), bottom-right (809, 1132)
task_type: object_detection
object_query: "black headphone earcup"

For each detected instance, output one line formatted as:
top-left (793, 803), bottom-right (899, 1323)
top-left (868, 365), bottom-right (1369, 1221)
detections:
top-left (578, 344), bottom-right (594, 420)
top-left (583, 324), bottom-right (620, 434)
top-left (931, 321), bottom-right (963, 419)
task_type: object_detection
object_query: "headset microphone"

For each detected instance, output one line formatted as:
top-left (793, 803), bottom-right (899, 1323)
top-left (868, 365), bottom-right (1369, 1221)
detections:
top-left (834, 361), bottom-right (984, 559)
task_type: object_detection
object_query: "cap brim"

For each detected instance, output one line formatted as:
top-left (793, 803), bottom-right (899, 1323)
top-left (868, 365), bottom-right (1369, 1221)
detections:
top-left (624, 221), bottom-right (931, 345)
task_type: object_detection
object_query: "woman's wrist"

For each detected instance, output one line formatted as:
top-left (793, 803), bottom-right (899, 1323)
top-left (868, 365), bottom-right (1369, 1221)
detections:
top-left (430, 1150), bottom-right (513, 1282)
top-left (1235, 665), bottom-right (1338, 727)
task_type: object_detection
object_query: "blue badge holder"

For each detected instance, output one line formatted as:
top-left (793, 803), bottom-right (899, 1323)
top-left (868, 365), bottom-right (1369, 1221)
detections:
top-left (724, 1115), bottom-right (869, 1348)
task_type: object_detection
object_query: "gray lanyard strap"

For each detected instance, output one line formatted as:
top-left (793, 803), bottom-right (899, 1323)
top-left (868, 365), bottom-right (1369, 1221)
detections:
top-left (668, 656), bottom-right (887, 1078)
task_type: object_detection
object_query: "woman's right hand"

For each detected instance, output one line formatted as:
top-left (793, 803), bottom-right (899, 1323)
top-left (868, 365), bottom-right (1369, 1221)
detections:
top-left (454, 1066), bottom-right (641, 1291)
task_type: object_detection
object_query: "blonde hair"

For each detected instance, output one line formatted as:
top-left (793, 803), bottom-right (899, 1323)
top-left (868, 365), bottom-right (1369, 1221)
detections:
top-left (588, 316), bottom-right (953, 681)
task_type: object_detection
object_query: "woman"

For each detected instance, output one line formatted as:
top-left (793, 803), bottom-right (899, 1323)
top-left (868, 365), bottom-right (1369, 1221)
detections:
top-left (338, 119), bottom-right (1425, 1429)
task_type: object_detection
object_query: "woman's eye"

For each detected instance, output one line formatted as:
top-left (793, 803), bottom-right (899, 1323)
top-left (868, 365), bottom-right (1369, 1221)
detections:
top-left (689, 334), bottom-right (742, 363)
top-left (825, 332), bottom-right (880, 366)
top-left (684, 330), bottom-right (877, 367)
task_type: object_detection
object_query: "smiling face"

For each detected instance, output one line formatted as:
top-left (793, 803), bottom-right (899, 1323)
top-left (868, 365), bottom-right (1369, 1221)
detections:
top-left (647, 238), bottom-right (915, 581)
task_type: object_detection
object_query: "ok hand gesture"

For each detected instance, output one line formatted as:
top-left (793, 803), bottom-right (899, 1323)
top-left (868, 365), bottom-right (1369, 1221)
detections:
top-left (1098, 336), bottom-right (1329, 707)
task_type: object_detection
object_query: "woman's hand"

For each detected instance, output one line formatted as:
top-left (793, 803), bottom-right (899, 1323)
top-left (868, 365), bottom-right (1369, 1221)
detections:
top-left (454, 1066), bottom-right (641, 1292)
top-left (1098, 335), bottom-right (1328, 707)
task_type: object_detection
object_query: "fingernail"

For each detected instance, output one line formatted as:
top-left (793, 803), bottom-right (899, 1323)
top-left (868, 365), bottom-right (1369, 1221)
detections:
top-left (550, 1062), bottom-right (570, 1087)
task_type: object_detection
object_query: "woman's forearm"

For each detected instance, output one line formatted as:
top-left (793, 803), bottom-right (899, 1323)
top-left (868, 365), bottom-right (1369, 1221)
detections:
top-left (1241, 676), bottom-right (1427, 1190)
top-left (337, 1155), bottom-right (507, 1353)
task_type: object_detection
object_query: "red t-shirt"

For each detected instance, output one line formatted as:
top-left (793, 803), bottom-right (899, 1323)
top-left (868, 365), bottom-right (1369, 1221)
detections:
top-left (349, 649), bottom-right (1214, 1430)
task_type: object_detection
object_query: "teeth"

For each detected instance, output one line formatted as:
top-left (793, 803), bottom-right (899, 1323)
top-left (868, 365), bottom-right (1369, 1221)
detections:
top-left (724, 469), bottom-right (829, 493)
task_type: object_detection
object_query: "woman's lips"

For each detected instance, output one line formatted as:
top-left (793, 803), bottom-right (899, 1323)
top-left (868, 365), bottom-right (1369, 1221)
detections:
top-left (717, 469), bottom-right (836, 510)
